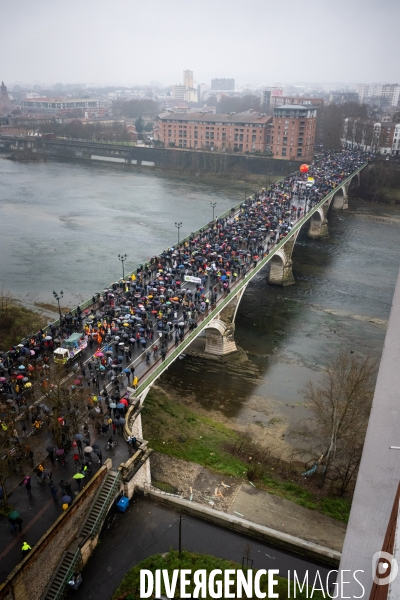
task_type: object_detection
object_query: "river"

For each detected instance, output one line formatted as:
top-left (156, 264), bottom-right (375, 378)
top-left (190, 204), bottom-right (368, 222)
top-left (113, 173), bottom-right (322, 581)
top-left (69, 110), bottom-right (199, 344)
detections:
top-left (1, 157), bottom-right (399, 449)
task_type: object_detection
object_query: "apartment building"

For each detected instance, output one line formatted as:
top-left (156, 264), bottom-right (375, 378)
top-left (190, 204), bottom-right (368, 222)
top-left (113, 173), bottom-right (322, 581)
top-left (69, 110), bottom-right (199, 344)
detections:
top-left (271, 105), bottom-right (317, 162)
top-left (342, 117), bottom-right (400, 155)
top-left (157, 110), bottom-right (271, 153)
top-left (157, 105), bottom-right (318, 161)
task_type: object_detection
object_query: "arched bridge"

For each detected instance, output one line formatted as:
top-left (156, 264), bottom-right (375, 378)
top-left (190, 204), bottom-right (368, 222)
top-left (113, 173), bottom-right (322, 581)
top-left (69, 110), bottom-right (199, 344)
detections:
top-left (127, 162), bottom-right (367, 406)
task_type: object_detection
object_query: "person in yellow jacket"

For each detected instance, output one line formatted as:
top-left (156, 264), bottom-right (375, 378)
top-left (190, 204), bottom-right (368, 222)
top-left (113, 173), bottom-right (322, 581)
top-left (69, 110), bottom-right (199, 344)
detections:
top-left (21, 541), bottom-right (31, 557)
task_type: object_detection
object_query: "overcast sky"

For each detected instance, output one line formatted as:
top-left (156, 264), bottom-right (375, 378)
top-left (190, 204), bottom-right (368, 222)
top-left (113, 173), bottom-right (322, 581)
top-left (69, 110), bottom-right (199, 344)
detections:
top-left (1, 0), bottom-right (399, 88)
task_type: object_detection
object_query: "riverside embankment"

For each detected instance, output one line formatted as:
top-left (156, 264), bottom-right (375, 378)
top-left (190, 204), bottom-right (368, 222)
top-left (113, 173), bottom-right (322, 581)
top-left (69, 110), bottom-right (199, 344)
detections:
top-left (0, 135), bottom-right (299, 176)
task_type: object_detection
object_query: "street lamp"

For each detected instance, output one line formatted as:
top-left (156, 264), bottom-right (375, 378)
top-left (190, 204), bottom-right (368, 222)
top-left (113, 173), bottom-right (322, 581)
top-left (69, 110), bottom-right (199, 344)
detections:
top-left (53, 290), bottom-right (63, 321)
top-left (175, 222), bottom-right (182, 245)
top-left (118, 253), bottom-right (127, 280)
top-left (210, 202), bottom-right (217, 221)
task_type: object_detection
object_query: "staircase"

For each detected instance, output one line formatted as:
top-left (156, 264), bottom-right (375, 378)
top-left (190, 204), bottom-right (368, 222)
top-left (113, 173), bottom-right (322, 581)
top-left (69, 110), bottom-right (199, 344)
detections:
top-left (78, 470), bottom-right (121, 541)
top-left (42, 545), bottom-right (80, 600)
top-left (41, 471), bottom-right (121, 600)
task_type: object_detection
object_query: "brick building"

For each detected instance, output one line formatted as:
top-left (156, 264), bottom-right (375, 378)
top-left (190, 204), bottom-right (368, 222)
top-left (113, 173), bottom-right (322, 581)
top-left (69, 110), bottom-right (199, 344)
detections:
top-left (157, 110), bottom-right (271, 153)
top-left (157, 105), bottom-right (317, 161)
top-left (271, 105), bottom-right (317, 162)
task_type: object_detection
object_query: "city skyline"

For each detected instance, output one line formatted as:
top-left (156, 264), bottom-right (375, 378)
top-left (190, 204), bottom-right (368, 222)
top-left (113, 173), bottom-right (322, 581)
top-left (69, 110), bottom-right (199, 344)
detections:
top-left (1, 0), bottom-right (399, 86)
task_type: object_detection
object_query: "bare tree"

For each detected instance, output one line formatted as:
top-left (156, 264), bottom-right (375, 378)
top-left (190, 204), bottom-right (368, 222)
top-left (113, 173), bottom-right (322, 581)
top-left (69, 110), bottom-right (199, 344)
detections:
top-left (299, 351), bottom-right (376, 488)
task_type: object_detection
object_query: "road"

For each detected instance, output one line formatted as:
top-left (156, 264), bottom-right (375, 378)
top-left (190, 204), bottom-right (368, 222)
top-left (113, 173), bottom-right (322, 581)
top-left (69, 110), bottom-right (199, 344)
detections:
top-left (70, 495), bottom-right (333, 599)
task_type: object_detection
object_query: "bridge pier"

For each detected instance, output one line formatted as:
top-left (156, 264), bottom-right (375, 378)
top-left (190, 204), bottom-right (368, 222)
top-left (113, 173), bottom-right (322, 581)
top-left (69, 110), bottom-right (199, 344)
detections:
top-left (332, 184), bottom-right (349, 210)
top-left (268, 232), bottom-right (299, 286)
top-left (307, 206), bottom-right (329, 239)
top-left (204, 319), bottom-right (238, 355)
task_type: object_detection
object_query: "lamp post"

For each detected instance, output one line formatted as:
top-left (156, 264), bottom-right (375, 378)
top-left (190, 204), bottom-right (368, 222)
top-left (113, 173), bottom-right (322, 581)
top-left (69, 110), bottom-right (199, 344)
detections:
top-left (210, 202), bottom-right (217, 221)
top-left (118, 253), bottom-right (127, 280)
top-left (53, 290), bottom-right (63, 321)
top-left (175, 222), bottom-right (182, 245)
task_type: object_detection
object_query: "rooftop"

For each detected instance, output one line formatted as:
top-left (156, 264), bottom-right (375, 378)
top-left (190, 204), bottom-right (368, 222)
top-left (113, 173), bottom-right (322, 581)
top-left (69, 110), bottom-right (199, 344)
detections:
top-left (158, 110), bottom-right (271, 124)
top-left (274, 104), bottom-right (318, 111)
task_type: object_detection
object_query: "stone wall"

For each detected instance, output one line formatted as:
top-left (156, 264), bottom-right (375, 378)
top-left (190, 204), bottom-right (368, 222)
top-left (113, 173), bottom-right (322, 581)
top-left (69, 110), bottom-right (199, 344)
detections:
top-left (0, 136), bottom-right (300, 177)
top-left (0, 466), bottom-right (108, 600)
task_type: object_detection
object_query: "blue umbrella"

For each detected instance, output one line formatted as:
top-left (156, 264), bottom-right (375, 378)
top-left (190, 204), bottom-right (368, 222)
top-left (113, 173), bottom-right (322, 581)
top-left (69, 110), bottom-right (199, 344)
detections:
top-left (117, 403), bottom-right (125, 409)
top-left (123, 368), bottom-right (130, 373)
top-left (138, 328), bottom-right (145, 333)
top-left (18, 365), bottom-right (26, 370)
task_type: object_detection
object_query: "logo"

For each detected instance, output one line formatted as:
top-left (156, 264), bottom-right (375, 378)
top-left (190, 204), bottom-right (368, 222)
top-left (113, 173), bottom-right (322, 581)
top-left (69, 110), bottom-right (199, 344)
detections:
top-left (372, 551), bottom-right (399, 586)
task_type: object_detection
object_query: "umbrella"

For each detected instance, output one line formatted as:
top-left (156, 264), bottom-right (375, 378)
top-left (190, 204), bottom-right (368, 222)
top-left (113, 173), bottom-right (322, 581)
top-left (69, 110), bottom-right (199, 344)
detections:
top-left (92, 443), bottom-right (100, 449)
top-left (95, 352), bottom-right (104, 357)
top-left (116, 403), bottom-right (125, 409)
top-left (22, 377), bottom-right (29, 382)
top-left (8, 511), bottom-right (20, 520)
top-left (44, 335), bottom-right (52, 341)
top-left (73, 379), bottom-right (81, 385)
top-left (16, 374), bottom-right (24, 380)
top-left (109, 402), bottom-right (116, 409)
top-left (30, 350), bottom-right (35, 356)
top-left (74, 434), bottom-right (84, 440)
top-left (24, 382), bottom-right (32, 388)
top-left (18, 365), bottom-right (26, 370)
top-left (117, 417), bottom-right (126, 425)
top-left (84, 446), bottom-right (93, 453)
top-left (62, 495), bottom-right (71, 504)
top-left (0, 377), bottom-right (6, 383)
top-left (73, 473), bottom-right (85, 479)
top-left (56, 449), bottom-right (65, 456)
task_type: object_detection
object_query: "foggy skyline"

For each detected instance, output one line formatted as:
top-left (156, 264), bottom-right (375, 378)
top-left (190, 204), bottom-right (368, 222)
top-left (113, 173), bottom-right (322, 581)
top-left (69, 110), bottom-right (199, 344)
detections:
top-left (2, 0), bottom-right (399, 87)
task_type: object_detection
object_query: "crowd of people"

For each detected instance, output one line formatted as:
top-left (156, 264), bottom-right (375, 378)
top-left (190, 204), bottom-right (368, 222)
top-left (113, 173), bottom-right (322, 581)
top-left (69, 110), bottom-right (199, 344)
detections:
top-left (0, 149), bottom-right (368, 548)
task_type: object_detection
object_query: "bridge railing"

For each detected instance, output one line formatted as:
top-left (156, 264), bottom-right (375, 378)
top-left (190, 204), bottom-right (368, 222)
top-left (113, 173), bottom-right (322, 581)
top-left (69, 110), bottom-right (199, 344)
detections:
top-left (131, 162), bottom-right (368, 398)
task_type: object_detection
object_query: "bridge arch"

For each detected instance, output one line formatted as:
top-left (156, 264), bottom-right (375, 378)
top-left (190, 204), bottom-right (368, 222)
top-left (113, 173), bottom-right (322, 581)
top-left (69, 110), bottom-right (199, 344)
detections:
top-left (307, 206), bottom-right (328, 238)
top-left (332, 185), bottom-right (348, 210)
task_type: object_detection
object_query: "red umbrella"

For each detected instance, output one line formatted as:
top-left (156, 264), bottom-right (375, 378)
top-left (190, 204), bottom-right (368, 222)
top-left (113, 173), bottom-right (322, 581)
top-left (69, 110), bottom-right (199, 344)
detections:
top-left (73, 379), bottom-right (81, 385)
top-left (120, 398), bottom-right (128, 406)
top-left (16, 374), bottom-right (25, 380)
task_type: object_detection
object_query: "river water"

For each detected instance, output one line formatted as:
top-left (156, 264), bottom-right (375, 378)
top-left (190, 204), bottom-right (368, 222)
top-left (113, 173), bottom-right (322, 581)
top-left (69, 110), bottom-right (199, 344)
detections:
top-left (1, 158), bottom-right (399, 447)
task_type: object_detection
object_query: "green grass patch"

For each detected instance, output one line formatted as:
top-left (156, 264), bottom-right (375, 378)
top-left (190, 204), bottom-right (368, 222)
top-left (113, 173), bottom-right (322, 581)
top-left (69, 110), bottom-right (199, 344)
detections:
top-left (142, 390), bottom-right (351, 522)
top-left (112, 550), bottom-right (325, 599)
top-left (152, 480), bottom-right (178, 494)
top-left (0, 297), bottom-right (47, 351)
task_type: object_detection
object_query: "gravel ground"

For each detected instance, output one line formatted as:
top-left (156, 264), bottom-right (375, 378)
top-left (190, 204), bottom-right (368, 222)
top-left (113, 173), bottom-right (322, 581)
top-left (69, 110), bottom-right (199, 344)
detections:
top-left (150, 452), bottom-right (243, 512)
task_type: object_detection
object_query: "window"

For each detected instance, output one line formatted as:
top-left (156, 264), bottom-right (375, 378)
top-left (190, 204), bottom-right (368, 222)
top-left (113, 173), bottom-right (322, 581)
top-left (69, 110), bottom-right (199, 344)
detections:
top-left (222, 132), bottom-right (226, 141)
top-left (282, 148), bottom-right (287, 156)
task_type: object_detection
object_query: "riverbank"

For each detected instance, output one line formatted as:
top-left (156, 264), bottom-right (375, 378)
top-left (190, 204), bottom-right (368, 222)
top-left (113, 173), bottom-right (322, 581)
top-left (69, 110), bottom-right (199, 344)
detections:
top-left (0, 293), bottom-right (47, 351)
top-left (142, 387), bottom-right (351, 522)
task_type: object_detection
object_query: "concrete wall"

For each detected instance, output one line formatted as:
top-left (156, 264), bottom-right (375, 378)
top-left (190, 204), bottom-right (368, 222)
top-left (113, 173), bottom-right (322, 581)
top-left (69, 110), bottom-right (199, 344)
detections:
top-left (0, 466), bottom-right (108, 600)
top-left (0, 136), bottom-right (299, 177)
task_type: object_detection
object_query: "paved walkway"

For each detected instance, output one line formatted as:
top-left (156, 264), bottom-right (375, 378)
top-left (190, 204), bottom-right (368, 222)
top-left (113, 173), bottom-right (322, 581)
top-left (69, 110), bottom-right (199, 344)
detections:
top-left (70, 495), bottom-right (331, 600)
top-left (229, 483), bottom-right (346, 553)
top-left (0, 428), bottom-right (128, 584)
